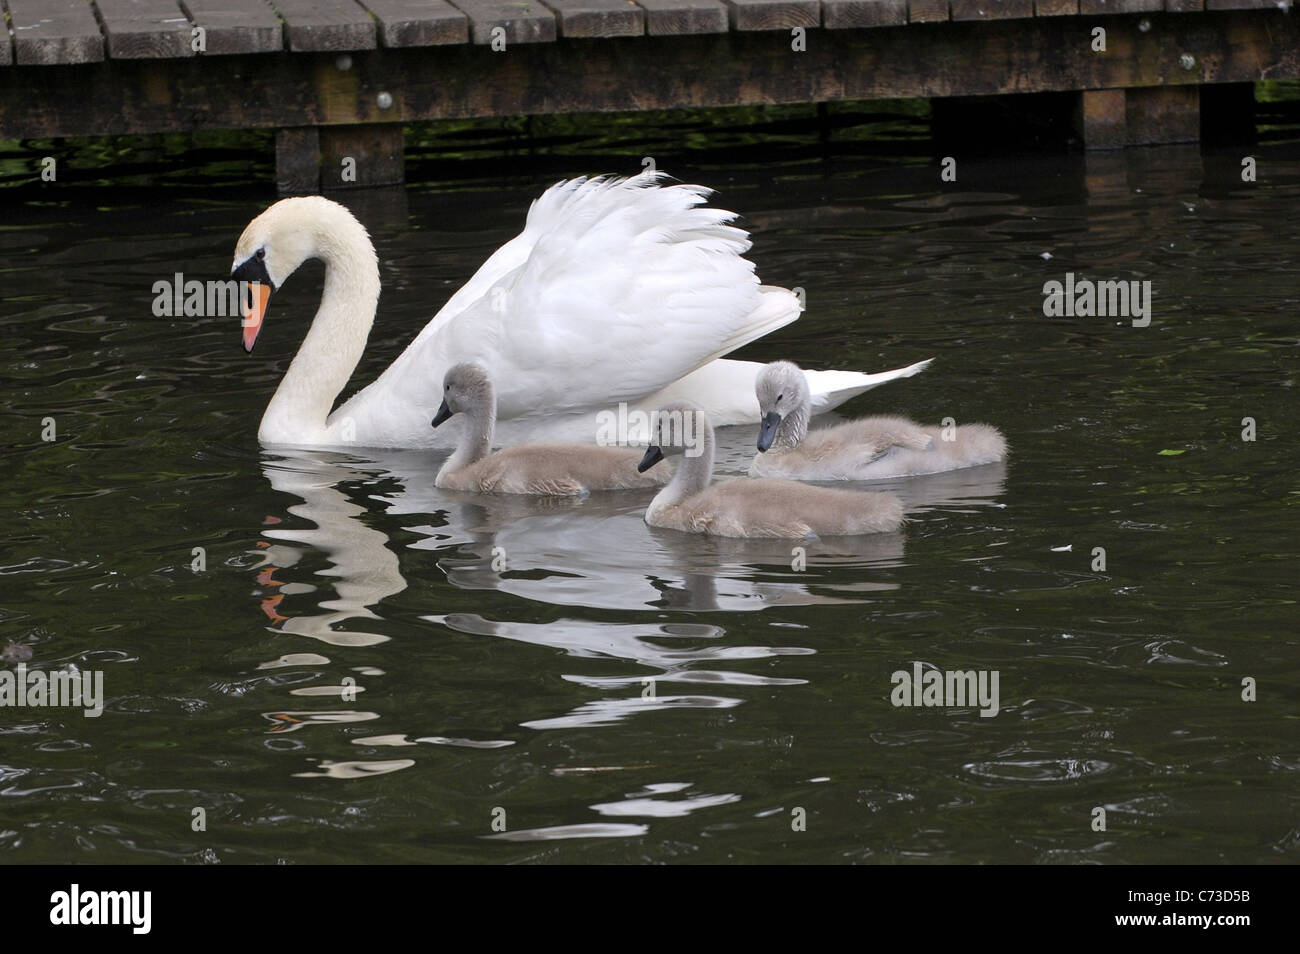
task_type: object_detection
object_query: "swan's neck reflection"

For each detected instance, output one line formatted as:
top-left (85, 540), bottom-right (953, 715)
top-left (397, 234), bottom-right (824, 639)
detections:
top-left (256, 448), bottom-right (407, 647)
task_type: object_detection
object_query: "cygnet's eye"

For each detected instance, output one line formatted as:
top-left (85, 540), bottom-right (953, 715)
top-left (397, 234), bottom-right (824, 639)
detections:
top-left (777, 393), bottom-right (784, 403)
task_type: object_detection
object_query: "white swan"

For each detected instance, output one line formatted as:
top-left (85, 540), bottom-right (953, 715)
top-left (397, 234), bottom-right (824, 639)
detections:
top-left (637, 401), bottom-right (905, 538)
top-left (432, 363), bottom-right (669, 495)
top-left (751, 361), bottom-right (1008, 480)
top-left (230, 173), bottom-right (931, 449)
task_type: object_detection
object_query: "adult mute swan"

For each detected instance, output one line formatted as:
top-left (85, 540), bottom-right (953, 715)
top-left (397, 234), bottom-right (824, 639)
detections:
top-left (231, 172), bottom-right (931, 449)
top-left (751, 361), bottom-right (1007, 480)
top-left (637, 401), bottom-right (905, 538)
top-left (432, 363), bottom-right (669, 494)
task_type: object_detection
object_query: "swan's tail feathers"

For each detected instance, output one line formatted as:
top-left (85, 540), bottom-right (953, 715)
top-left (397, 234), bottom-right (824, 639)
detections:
top-left (806, 358), bottom-right (935, 414)
top-left (689, 285), bottom-right (803, 371)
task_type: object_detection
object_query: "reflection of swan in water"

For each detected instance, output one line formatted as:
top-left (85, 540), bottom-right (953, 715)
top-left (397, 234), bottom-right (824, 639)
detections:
top-left (254, 448), bottom-right (407, 647)
top-left (424, 613), bottom-right (814, 729)
top-left (253, 434), bottom-right (1004, 623)
top-left (360, 451), bottom-right (910, 612)
top-left (418, 503), bottom-right (906, 612)
top-left (380, 424), bottom-right (1007, 612)
top-left (252, 450), bottom-right (825, 734)
top-left (248, 438), bottom-right (1003, 743)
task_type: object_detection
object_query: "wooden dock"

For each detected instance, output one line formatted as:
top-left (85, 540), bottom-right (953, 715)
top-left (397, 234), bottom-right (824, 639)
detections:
top-left (1, 0), bottom-right (1297, 189)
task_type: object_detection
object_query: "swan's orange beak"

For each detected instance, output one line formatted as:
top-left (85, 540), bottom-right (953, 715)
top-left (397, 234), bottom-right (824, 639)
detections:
top-left (242, 281), bottom-right (270, 353)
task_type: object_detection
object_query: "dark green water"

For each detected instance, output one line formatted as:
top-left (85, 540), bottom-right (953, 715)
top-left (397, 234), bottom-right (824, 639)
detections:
top-left (1, 104), bottom-right (1297, 863)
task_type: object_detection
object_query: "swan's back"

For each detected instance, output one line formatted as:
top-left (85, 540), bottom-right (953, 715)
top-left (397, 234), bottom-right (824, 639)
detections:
top-left (650, 478), bottom-right (904, 538)
top-left (439, 444), bottom-right (669, 496)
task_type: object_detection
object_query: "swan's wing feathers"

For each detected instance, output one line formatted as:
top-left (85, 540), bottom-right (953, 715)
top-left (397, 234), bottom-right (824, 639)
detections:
top-left (405, 175), bottom-right (680, 351)
top-left (443, 175), bottom-right (794, 414)
top-left (805, 359), bottom-right (934, 414)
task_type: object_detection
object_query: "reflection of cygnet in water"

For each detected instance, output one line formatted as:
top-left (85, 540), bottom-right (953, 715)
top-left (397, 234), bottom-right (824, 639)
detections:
top-left (421, 494), bottom-right (906, 612)
top-left (751, 361), bottom-right (1007, 480)
top-left (257, 448), bottom-right (909, 619)
top-left (432, 363), bottom-right (670, 495)
top-left (638, 401), bottom-right (905, 538)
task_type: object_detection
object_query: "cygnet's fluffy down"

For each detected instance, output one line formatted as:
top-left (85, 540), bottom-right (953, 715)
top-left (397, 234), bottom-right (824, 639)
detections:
top-left (638, 401), bottom-right (905, 538)
top-left (751, 361), bottom-right (1007, 480)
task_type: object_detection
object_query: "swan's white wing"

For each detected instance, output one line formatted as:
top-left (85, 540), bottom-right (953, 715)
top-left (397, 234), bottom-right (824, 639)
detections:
top-left (397, 175), bottom-right (612, 346)
top-left (804, 358), bottom-right (934, 414)
top-left (336, 174), bottom-right (800, 446)
top-left (447, 176), bottom-right (792, 415)
top-left (640, 357), bottom-right (935, 427)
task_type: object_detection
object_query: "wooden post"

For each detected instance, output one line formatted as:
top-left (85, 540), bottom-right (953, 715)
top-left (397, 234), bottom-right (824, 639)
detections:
top-left (1077, 86), bottom-right (1202, 148)
top-left (1125, 86), bottom-right (1200, 145)
top-left (277, 124), bottom-right (405, 194)
top-left (1077, 89), bottom-right (1128, 150)
top-left (319, 124), bottom-right (406, 189)
top-left (276, 127), bottom-right (321, 194)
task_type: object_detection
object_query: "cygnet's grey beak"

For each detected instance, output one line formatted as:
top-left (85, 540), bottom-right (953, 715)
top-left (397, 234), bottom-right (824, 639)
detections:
top-left (432, 400), bottom-right (454, 428)
top-left (757, 411), bottom-right (782, 452)
top-left (637, 446), bottom-right (664, 473)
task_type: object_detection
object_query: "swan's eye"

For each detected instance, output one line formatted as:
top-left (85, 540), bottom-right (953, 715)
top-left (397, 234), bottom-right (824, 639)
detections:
top-left (255, 248), bottom-right (266, 261)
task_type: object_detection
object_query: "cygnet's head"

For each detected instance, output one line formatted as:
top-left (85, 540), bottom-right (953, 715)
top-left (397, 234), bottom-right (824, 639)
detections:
top-left (637, 400), bottom-right (709, 472)
top-left (432, 363), bottom-right (495, 428)
top-left (755, 361), bottom-right (811, 452)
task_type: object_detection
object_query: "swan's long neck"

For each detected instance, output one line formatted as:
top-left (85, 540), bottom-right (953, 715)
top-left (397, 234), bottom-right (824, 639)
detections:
top-left (440, 389), bottom-right (495, 478)
top-left (259, 214), bottom-right (381, 446)
top-left (650, 421), bottom-right (715, 510)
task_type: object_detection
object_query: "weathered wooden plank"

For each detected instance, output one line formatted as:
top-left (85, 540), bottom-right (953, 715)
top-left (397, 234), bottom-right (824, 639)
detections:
top-left (951, 0), bottom-right (1034, 19)
top-left (182, 0), bottom-right (284, 54)
top-left (0, 29), bottom-right (9, 67)
top-left (96, 0), bottom-right (194, 59)
top-left (1078, 0), bottom-right (1160, 12)
top-left (823, 0), bottom-right (907, 26)
top-left (4, 13), bottom-right (1299, 140)
top-left (447, 0), bottom-right (558, 44)
top-left (360, 0), bottom-right (471, 45)
top-left (1165, 0), bottom-right (1203, 11)
top-left (1205, 0), bottom-right (1276, 8)
top-left (7, 0), bottom-right (105, 66)
top-left (724, 0), bottom-right (820, 30)
top-left (272, 0), bottom-right (377, 51)
top-left (1033, 0), bottom-right (1077, 14)
top-left (633, 0), bottom-right (728, 34)
top-left (541, 0), bottom-right (644, 36)
top-left (907, 0), bottom-right (949, 21)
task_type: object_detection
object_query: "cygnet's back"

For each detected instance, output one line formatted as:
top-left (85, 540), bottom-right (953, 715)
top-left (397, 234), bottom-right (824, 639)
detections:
top-left (639, 399), bottom-right (905, 538)
top-left (752, 361), bottom-right (1007, 480)
top-left (652, 477), bottom-right (905, 538)
top-left (442, 443), bottom-right (668, 496)
top-left (433, 363), bottom-right (670, 496)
